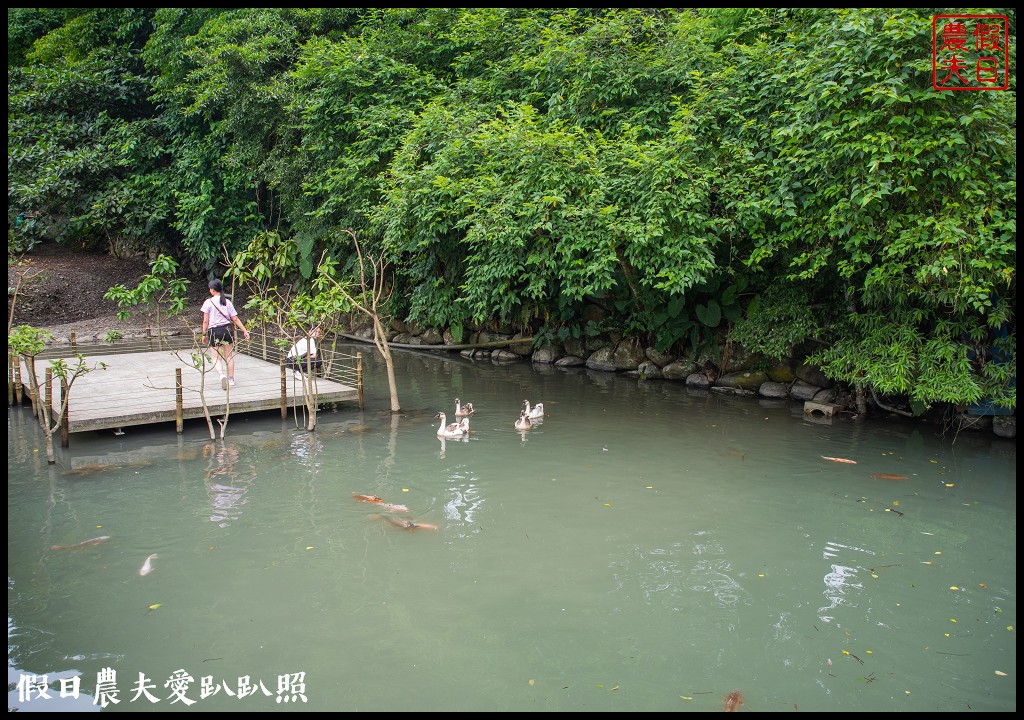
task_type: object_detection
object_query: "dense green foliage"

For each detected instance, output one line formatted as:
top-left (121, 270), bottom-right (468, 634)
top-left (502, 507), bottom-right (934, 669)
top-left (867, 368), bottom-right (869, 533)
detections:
top-left (8, 8), bottom-right (1016, 411)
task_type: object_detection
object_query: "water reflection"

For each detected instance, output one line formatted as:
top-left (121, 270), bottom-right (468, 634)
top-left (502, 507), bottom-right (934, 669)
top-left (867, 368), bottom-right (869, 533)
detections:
top-left (442, 484), bottom-right (484, 526)
top-left (437, 435), bottom-right (468, 458)
top-left (819, 540), bottom-right (872, 623)
top-left (202, 442), bottom-right (254, 528)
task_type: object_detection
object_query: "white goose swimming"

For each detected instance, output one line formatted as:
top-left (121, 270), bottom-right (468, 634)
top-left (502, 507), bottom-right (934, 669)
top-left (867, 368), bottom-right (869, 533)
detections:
top-left (523, 399), bottom-right (544, 420)
top-left (435, 412), bottom-right (466, 438)
top-left (514, 410), bottom-right (533, 430)
top-left (455, 398), bottom-right (474, 417)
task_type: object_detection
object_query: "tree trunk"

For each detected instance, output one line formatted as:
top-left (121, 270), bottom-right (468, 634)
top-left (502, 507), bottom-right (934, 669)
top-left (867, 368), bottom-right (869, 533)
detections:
top-left (373, 316), bottom-right (401, 413)
top-left (854, 382), bottom-right (868, 417)
top-left (305, 353), bottom-right (318, 431)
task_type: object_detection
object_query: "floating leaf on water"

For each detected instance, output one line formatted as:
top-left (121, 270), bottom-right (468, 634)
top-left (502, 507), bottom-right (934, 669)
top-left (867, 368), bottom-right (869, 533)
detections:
top-left (306, 546), bottom-right (314, 550)
top-left (402, 488), bottom-right (409, 492)
top-left (611, 685), bottom-right (619, 691)
top-left (148, 603), bottom-right (161, 610)
top-left (979, 583), bottom-right (987, 588)
top-left (680, 696), bottom-right (694, 701)
top-left (949, 586), bottom-right (959, 590)
top-left (950, 618), bottom-right (957, 623)
top-left (994, 671), bottom-right (1007, 676)
top-left (528, 679), bottom-right (535, 686)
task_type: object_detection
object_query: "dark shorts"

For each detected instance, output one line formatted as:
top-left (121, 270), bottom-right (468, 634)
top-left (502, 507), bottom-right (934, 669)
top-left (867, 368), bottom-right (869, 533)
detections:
top-left (207, 325), bottom-right (235, 346)
top-left (286, 355), bottom-right (323, 374)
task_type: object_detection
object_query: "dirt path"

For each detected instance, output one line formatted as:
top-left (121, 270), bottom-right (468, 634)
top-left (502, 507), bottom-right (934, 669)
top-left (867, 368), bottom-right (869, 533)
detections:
top-left (8, 242), bottom-right (212, 343)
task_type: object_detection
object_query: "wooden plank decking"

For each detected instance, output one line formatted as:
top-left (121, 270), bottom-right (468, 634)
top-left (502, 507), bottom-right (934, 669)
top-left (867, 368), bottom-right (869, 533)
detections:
top-left (18, 349), bottom-right (358, 434)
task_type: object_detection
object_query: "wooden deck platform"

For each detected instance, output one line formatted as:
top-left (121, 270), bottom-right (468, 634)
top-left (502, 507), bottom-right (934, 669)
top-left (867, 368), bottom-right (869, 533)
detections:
top-left (18, 349), bottom-right (358, 434)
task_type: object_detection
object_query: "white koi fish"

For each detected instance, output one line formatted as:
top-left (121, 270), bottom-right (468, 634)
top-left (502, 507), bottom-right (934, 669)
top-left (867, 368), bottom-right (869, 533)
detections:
top-left (139, 553), bottom-right (159, 576)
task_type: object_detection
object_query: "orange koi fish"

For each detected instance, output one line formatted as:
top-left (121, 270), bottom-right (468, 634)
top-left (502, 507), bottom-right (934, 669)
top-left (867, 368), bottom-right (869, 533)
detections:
top-left (873, 473), bottom-right (908, 480)
top-left (352, 493), bottom-right (384, 504)
top-left (821, 456), bottom-right (857, 464)
top-left (723, 690), bottom-right (744, 712)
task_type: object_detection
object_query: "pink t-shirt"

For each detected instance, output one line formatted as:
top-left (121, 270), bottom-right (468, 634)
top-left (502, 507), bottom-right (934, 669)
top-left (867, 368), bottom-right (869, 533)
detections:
top-left (202, 297), bottom-right (238, 328)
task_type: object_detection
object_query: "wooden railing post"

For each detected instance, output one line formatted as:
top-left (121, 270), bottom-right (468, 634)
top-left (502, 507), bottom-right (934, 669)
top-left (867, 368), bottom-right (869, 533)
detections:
top-left (8, 352), bottom-right (13, 406)
top-left (60, 375), bottom-right (69, 447)
top-left (175, 368), bottom-right (184, 433)
top-left (16, 358), bottom-right (24, 406)
top-left (146, 328), bottom-right (153, 352)
top-left (13, 355), bottom-right (24, 405)
top-left (70, 331), bottom-right (77, 353)
top-left (357, 352), bottom-right (364, 410)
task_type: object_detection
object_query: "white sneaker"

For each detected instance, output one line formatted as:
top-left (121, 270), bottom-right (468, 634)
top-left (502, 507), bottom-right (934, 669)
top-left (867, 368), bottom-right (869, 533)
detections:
top-left (229, 378), bottom-right (235, 387)
top-left (220, 376), bottom-right (228, 391)
top-left (294, 371), bottom-right (303, 379)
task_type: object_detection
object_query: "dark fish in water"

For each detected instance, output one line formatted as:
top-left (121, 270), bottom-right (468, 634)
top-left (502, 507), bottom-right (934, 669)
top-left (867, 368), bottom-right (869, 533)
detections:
top-left (63, 460), bottom-right (153, 477)
top-left (375, 515), bottom-right (438, 531)
top-left (52, 536), bottom-right (111, 551)
top-left (723, 690), bottom-right (744, 712)
top-left (873, 473), bottom-right (909, 480)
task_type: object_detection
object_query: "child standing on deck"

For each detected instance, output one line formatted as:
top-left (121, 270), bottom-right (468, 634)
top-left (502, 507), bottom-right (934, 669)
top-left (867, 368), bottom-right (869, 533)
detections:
top-left (201, 279), bottom-right (250, 390)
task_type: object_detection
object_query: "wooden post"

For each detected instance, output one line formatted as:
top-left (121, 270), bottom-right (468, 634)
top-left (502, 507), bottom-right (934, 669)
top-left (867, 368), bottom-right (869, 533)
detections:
top-left (60, 375), bottom-right (69, 447)
top-left (356, 352), bottom-right (364, 410)
top-left (280, 357), bottom-right (288, 419)
top-left (175, 368), bottom-right (184, 433)
top-left (8, 352), bottom-right (13, 406)
top-left (70, 331), bottom-right (77, 353)
top-left (146, 328), bottom-right (153, 351)
top-left (13, 354), bottom-right (24, 405)
top-left (261, 331), bottom-right (267, 361)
